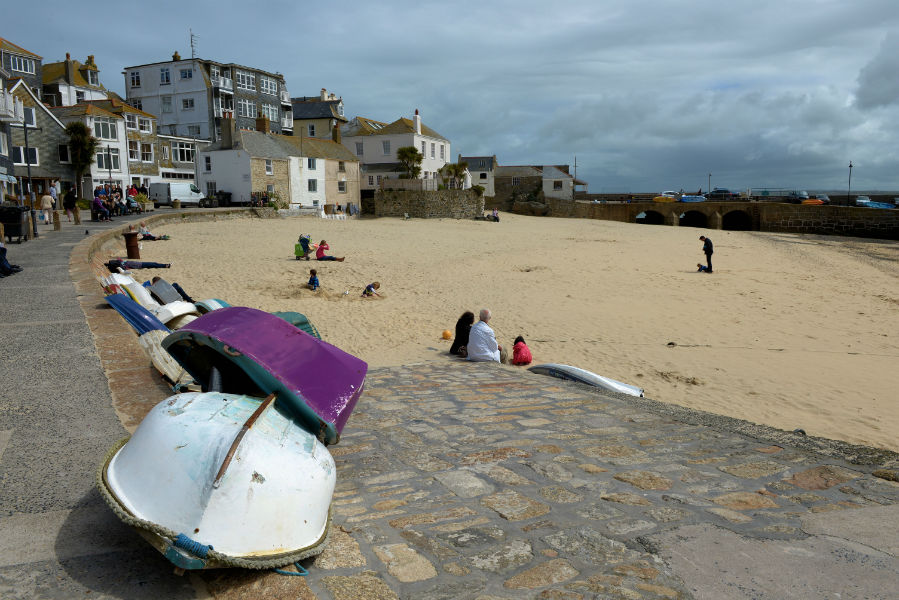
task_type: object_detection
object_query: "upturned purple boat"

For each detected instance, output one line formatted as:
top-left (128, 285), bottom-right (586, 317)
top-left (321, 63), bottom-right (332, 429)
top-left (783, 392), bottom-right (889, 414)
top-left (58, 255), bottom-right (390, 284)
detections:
top-left (162, 306), bottom-right (366, 445)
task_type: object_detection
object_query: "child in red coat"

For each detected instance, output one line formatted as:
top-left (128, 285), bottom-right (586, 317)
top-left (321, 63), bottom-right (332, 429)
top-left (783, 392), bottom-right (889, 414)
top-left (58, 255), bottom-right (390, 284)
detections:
top-left (512, 336), bottom-right (532, 366)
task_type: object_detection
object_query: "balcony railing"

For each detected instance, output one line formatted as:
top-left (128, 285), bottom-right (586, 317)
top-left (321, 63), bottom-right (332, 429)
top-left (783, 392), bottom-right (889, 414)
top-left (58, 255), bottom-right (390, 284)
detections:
top-left (0, 89), bottom-right (24, 123)
top-left (281, 114), bottom-right (293, 129)
top-left (280, 89), bottom-right (291, 104)
top-left (212, 76), bottom-right (233, 92)
top-left (379, 177), bottom-right (438, 191)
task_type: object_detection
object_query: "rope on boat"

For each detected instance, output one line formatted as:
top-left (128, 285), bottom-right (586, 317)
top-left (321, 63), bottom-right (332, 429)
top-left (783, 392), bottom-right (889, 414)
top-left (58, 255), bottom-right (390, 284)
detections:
top-left (96, 436), bottom-right (332, 570)
top-left (174, 534), bottom-right (212, 558)
top-left (273, 562), bottom-right (309, 576)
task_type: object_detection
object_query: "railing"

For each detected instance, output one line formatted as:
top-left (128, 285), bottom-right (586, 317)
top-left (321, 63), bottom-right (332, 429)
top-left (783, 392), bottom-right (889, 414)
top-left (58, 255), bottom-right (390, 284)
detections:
top-left (280, 89), bottom-right (291, 104)
top-left (0, 89), bottom-right (24, 123)
top-left (281, 114), bottom-right (293, 129)
top-left (379, 178), bottom-right (438, 191)
top-left (212, 76), bottom-right (233, 92)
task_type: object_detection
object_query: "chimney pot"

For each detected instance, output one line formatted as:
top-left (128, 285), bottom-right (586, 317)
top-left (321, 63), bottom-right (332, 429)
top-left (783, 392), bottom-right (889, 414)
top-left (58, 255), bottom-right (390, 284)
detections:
top-left (65, 52), bottom-right (70, 60)
top-left (173, 51), bottom-right (181, 61)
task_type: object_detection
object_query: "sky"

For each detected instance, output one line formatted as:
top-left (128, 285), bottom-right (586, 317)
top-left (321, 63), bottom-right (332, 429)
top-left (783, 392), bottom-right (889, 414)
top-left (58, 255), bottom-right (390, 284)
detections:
top-left (6, 0), bottom-right (899, 193)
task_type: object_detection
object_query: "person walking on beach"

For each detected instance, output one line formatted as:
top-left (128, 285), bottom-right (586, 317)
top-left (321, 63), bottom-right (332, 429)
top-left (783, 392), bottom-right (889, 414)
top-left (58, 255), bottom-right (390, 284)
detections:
top-left (699, 235), bottom-right (713, 273)
top-left (467, 308), bottom-right (508, 364)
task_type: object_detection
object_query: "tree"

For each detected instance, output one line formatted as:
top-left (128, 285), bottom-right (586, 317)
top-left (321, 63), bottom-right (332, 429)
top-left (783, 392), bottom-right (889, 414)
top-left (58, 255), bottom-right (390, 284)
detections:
top-left (396, 146), bottom-right (423, 179)
top-left (65, 121), bottom-right (98, 197)
top-left (439, 161), bottom-right (468, 189)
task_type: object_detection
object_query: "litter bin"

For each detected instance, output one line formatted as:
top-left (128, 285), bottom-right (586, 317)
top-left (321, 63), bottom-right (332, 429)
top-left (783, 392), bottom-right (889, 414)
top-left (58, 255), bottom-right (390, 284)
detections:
top-left (0, 205), bottom-right (30, 243)
top-left (123, 231), bottom-right (141, 259)
top-left (172, 199), bottom-right (181, 209)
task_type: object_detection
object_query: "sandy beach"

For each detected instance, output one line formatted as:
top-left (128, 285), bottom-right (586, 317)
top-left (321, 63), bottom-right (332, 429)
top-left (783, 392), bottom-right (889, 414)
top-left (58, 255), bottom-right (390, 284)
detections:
top-left (108, 213), bottom-right (899, 452)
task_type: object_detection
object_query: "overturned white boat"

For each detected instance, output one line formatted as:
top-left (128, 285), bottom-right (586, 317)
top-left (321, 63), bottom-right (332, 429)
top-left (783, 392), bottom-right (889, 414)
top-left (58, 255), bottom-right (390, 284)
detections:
top-left (528, 363), bottom-right (644, 397)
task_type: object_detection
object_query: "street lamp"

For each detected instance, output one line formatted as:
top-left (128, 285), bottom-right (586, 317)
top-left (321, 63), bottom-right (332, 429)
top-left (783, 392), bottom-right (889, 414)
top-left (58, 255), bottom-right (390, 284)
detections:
top-left (11, 117), bottom-right (42, 238)
top-left (847, 161), bottom-right (853, 206)
top-left (708, 173), bottom-right (711, 194)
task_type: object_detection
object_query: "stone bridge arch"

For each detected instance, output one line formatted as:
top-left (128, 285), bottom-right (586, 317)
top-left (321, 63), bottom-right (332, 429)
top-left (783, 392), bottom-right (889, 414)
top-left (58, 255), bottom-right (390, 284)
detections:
top-left (722, 208), bottom-right (754, 231)
top-left (679, 209), bottom-right (709, 228)
top-left (635, 209), bottom-right (666, 225)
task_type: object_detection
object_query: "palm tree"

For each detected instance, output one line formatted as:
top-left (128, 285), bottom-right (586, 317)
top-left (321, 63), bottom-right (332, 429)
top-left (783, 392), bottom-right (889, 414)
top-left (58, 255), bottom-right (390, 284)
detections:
top-left (439, 161), bottom-right (468, 189)
top-left (64, 122), bottom-right (98, 198)
top-left (396, 146), bottom-right (423, 179)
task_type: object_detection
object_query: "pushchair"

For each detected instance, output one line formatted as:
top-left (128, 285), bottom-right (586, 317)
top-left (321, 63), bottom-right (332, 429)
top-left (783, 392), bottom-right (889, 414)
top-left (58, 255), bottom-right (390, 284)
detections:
top-left (294, 234), bottom-right (313, 260)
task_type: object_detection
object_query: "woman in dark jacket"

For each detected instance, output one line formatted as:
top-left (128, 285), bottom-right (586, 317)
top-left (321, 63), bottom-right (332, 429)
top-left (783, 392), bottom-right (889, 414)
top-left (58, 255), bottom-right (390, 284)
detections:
top-left (449, 311), bottom-right (475, 356)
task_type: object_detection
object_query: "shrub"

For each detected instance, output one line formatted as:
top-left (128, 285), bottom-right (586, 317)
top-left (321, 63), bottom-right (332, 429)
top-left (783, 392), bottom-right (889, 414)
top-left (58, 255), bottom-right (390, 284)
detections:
top-left (472, 185), bottom-right (485, 197)
top-left (134, 193), bottom-right (149, 204)
top-left (76, 197), bottom-right (91, 210)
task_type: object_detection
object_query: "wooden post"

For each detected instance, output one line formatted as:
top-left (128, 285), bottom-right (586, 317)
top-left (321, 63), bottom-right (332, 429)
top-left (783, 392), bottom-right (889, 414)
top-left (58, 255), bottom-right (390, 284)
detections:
top-left (53, 210), bottom-right (62, 231)
top-left (74, 205), bottom-right (81, 225)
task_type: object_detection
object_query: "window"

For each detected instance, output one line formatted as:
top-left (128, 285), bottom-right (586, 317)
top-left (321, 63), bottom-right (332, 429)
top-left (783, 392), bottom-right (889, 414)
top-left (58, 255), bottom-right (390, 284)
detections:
top-left (382, 140), bottom-right (390, 155)
top-left (210, 65), bottom-right (220, 79)
top-left (337, 103), bottom-right (344, 116)
top-left (172, 142), bottom-right (194, 162)
top-left (307, 179), bottom-right (317, 192)
top-left (512, 177), bottom-right (521, 186)
top-left (93, 117), bottom-right (118, 140)
top-left (12, 147), bottom-right (38, 165)
top-left (307, 124), bottom-right (315, 137)
top-left (204, 156), bottom-right (211, 172)
top-left (430, 143), bottom-right (435, 159)
top-left (130, 71), bottom-right (141, 87)
top-left (10, 55), bottom-right (36, 74)
top-left (307, 158), bottom-right (316, 169)
top-left (161, 144), bottom-right (170, 160)
top-left (23, 107), bottom-right (36, 127)
top-left (87, 71), bottom-right (99, 86)
top-left (0, 134), bottom-right (6, 156)
top-left (553, 181), bottom-right (563, 190)
top-left (235, 70), bottom-right (255, 91)
top-left (187, 125), bottom-right (201, 136)
top-left (160, 67), bottom-right (171, 84)
top-left (376, 175), bottom-right (382, 184)
top-left (259, 76), bottom-right (277, 96)
top-left (162, 96), bottom-right (172, 113)
top-left (423, 171), bottom-right (428, 179)
top-left (76, 91), bottom-right (85, 103)
top-left (206, 181), bottom-right (216, 196)
top-left (355, 142), bottom-right (363, 156)
top-left (128, 140), bottom-right (140, 160)
top-left (421, 141), bottom-right (425, 155)
top-left (182, 98), bottom-right (194, 110)
top-left (479, 172), bottom-right (487, 180)
top-left (58, 145), bottom-right (71, 163)
top-left (338, 180), bottom-right (346, 193)
top-left (266, 184), bottom-right (275, 195)
top-left (440, 145), bottom-right (445, 160)
top-left (180, 68), bottom-right (192, 80)
top-left (130, 99), bottom-right (142, 110)
top-left (261, 103), bottom-right (278, 122)
top-left (125, 114), bottom-right (138, 129)
top-left (139, 118), bottom-right (152, 133)
top-left (96, 148), bottom-right (120, 170)
top-left (338, 161), bottom-right (345, 172)
top-left (237, 98), bottom-right (256, 118)
top-left (265, 159), bottom-right (273, 175)
top-left (368, 175), bottom-right (374, 185)
top-left (141, 143), bottom-right (153, 162)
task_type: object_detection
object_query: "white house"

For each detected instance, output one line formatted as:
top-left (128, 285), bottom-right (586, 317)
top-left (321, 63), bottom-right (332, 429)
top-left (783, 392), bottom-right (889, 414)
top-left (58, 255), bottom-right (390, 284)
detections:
top-left (541, 165), bottom-right (575, 200)
top-left (458, 154), bottom-right (496, 197)
top-left (341, 109), bottom-right (450, 192)
top-left (51, 103), bottom-right (130, 191)
top-left (42, 53), bottom-right (109, 107)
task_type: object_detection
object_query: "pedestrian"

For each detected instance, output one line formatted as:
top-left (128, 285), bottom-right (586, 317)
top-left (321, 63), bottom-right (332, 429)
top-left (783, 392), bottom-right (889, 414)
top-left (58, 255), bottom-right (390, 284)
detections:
top-left (699, 235), bottom-right (713, 273)
top-left (63, 187), bottom-right (77, 222)
top-left (40, 191), bottom-right (54, 225)
top-left (49, 180), bottom-right (58, 209)
top-left (308, 268), bottom-right (319, 291)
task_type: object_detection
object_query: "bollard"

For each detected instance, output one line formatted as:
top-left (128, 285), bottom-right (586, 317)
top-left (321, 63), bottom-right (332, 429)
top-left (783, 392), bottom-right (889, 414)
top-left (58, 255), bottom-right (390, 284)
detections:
top-left (53, 210), bottom-right (62, 231)
top-left (123, 231), bottom-right (141, 259)
top-left (0, 222), bottom-right (4, 241)
top-left (74, 206), bottom-right (81, 225)
top-left (25, 213), bottom-right (34, 240)
top-left (172, 199), bottom-right (181, 209)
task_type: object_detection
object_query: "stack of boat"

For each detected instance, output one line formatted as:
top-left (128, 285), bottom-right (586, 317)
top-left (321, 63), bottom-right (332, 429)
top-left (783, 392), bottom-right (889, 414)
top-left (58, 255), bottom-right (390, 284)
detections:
top-left (96, 264), bottom-right (368, 571)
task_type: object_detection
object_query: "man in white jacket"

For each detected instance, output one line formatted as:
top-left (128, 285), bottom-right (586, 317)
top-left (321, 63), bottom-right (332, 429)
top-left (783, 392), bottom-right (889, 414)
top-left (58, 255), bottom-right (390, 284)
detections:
top-left (467, 308), bottom-right (508, 363)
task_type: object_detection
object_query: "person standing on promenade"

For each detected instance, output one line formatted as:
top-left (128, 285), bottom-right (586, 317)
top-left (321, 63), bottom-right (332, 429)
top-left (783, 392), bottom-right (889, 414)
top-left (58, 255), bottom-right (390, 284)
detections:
top-left (467, 309), bottom-right (508, 363)
top-left (40, 191), bottom-right (54, 225)
top-left (699, 235), bottom-right (713, 273)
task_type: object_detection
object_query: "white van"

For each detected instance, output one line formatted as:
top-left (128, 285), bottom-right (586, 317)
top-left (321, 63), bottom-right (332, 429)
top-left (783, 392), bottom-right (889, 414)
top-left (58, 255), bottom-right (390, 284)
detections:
top-left (149, 182), bottom-right (204, 208)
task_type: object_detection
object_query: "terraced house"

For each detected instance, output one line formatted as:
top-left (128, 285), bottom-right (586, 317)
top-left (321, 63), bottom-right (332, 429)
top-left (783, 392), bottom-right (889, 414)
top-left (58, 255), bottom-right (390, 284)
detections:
top-left (1, 62), bottom-right (25, 197)
top-left (1, 38), bottom-right (39, 198)
top-left (41, 53), bottom-right (109, 107)
top-left (291, 88), bottom-right (346, 140)
top-left (124, 52), bottom-right (293, 141)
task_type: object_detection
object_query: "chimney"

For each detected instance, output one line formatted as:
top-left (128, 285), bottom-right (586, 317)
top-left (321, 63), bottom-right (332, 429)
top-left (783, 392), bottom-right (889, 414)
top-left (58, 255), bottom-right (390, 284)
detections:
top-left (256, 114), bottom-right (271, 134)
top-left (222, 112), bottom-right (236, 149)
top-left (320, 88), bottom-right (327, 101)
top-left (332, 122), bottom-right (341, 144)
top-left (86, 55), bottom-right (95, 67)
top-left (172, 51), bottom-right (181, 61)
top-left (65, 52), bottom-right (74, 83)
top-left (413, 109), bottom-right (421, 134)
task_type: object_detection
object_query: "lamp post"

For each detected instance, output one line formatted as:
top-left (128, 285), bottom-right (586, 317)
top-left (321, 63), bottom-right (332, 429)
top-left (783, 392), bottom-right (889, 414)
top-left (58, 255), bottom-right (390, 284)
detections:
top-left (708, 173), bottom-right (711, 194)
top-left (847, 161), bottom-right (853, 206)
top-left (13, 118), bottom-right (42, 238)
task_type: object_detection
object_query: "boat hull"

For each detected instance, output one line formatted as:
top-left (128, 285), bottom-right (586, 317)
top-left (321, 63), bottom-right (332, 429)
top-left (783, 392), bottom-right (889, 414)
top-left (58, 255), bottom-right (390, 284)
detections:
top-left (100, 392), bottom-right (335, 566)
top-left (528, 363), bottom-right (644, 397)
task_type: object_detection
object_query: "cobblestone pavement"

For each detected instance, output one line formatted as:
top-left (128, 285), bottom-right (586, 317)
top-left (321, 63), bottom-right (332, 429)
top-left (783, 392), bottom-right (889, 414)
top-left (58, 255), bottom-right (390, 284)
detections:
top-left (2, 214), bottom-right (897, 599)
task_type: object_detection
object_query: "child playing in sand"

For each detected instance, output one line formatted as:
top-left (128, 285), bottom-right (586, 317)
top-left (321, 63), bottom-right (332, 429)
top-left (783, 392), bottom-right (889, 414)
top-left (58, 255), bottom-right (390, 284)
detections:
top-left (512, 336), bottom-right (533, 366)
top-left (361, 281), bottom-right (381, 298)
top-left (696, 263), bottom-right (710, 272)
top-left (308, 269), bottom-right (319, 291)
top-left (316, 240), bottom-right (345, 262)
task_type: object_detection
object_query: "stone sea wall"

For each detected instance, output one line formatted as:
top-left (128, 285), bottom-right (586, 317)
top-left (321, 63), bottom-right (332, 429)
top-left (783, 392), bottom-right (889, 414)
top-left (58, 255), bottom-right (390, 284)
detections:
top-left (373, 189), bottom-right (484, 219)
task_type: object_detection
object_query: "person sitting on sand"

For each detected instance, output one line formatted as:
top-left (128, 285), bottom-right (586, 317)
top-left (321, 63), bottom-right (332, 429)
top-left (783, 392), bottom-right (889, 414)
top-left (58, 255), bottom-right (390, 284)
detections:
top-left (308, 269), bottom-right (320, 291)
top-left (467, 308), bottom-right (508, 364)
top-left (697, 263), bottom-right (710, 272)
top-left (512, 335), bottom-right (533, 366)
top-left (316, 240), bottom-right (344, 262)
top-left (139, 221), bottom-right (169, 241)
top-left (450, 311), bottom-right (475, 356)
top-left (361, 281), bottom-right (381, 298)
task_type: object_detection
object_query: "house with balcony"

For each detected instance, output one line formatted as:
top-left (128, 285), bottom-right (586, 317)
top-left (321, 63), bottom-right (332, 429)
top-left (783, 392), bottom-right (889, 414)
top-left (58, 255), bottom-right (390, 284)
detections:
top-left (197, 116), bottom-right (359, 209)
top-left (341, 110), bottom-right (450, 197)
top-left (50, 103), bottom-right (129, 194)
top-left (1, 64), bottom-right (26, 197)
top-left (124, 52), bottom-right (293, 142)
top-left (41, 53), bottom-right (109, 107)
top-left (291, 88), bottom-right (346, 140)
top-left (8, 80), bottom-right (75, 199)
top-left (458, 154), bottom-right (496, 197)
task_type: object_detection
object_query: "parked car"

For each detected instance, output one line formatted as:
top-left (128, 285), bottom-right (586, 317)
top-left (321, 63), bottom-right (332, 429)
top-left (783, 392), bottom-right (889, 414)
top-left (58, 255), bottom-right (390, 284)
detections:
top-left (854, 195), bottom-right (872, 206)
top-left (786, 190), bottom-right (810, 203)
top-left (679, 195), bottom-right (706, 202)
top-left (705, 188), bottom-right (736, 200)
top-left (815, 194), bottom-right (830, 204)
top-left (652, 191), bottom-right (679, 202)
